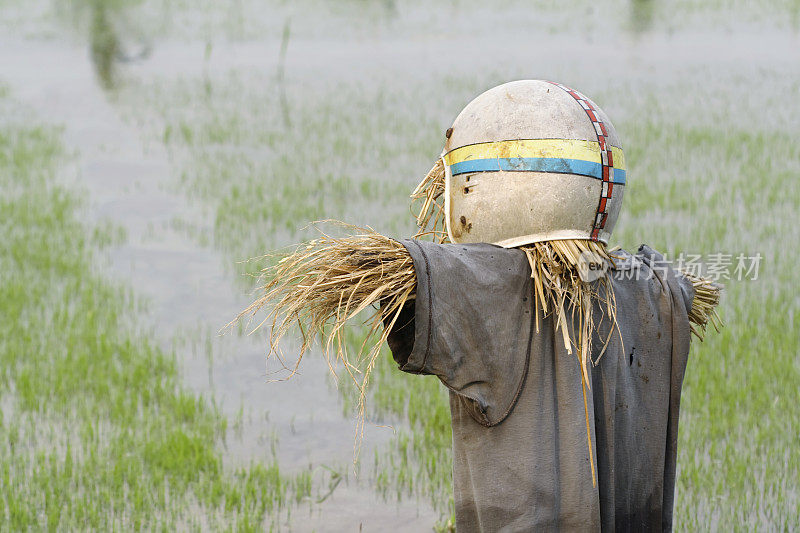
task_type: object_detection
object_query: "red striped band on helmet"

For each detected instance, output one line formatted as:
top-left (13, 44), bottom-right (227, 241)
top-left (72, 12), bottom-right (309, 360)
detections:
top-left (545, 81), bottom-right (615, 242)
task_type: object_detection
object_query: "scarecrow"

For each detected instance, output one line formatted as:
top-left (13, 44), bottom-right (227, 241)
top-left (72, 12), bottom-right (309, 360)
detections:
top-left (238, 80), bottom-right (721, 531)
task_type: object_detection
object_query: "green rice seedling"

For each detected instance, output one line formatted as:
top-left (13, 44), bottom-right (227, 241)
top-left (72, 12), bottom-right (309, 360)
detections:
top-left (0, 91), bottom-right (316, 531)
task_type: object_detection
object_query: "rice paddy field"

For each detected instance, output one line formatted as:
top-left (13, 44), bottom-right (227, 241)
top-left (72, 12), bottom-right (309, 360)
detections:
top-left (1, 0), bottom-right (799, 530)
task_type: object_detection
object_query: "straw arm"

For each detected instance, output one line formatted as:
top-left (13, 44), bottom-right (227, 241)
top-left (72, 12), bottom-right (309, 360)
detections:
top-left (232, 225), bottom-right (418, 388)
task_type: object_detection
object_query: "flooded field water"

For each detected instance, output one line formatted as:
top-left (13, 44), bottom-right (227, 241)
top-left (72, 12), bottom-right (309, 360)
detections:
top-left (1, 0), bottom-right (799, 530)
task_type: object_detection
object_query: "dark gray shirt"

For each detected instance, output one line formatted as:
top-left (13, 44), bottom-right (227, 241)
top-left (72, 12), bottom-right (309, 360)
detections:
top-left (386, 241), bottom-right (694, 532)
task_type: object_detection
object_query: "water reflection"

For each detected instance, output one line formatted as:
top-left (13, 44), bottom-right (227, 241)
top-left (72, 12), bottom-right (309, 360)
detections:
top-left (87, 0), bottom-right (151, 90)
top-left (630, 0), bottom-right (655, 33)
top-left (89, 0), bottom-right (119, 89)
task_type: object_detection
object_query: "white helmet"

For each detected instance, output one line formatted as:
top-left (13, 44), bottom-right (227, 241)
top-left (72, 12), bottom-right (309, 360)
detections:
top-left (422, 80), bottom-right (626, 247)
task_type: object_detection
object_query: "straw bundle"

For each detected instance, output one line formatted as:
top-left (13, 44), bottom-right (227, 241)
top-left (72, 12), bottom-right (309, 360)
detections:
top-left (679, 270), bottom-right (723, 340)
top-left (521, 241), bottom-right (619, 379)
top-left (233, 224), bottom-right (417, 449)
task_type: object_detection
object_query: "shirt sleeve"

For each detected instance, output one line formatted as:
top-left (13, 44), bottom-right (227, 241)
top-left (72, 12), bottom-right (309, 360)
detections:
top-left (384, 239), bottom-right (535, 427)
